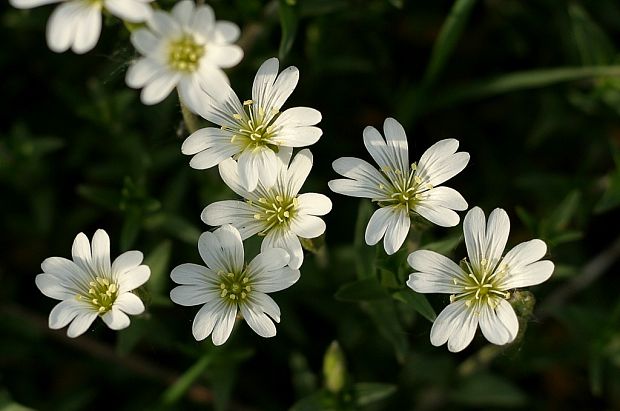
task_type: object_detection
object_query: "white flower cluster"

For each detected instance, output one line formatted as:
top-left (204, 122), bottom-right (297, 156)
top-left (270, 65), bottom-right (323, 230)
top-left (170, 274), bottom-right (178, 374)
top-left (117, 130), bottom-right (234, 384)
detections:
top-left (21, 0), bottom-right (554, 351)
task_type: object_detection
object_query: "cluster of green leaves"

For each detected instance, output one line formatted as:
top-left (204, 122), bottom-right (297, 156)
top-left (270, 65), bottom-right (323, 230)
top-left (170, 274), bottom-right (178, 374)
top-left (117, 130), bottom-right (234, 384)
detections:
top-left (2, 0), bottom-right (620, 410)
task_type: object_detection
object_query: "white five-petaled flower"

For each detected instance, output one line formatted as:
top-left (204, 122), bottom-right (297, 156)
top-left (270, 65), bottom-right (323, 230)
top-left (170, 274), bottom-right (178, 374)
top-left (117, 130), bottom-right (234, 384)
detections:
top-left (126, 0), bottom-right (243, 111)
top-left (202, 149), bottom-right (331, 269)
top-left (10, 0), bottom-right (153, 54)
top-left (35, 229), bottom-right (151, 338)
top-left (407, 207), bottom-right (555, 352)
top-left (182, 57), bottom-right (322, 192)
top-left (328, 117), bottom-right (470, 255)
top-left (170, 225), bottom-right (300, 345)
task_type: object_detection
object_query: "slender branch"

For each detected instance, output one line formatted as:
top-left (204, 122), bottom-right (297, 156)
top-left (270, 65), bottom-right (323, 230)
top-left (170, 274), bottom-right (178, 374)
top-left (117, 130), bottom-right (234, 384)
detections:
top-left (179, 96), bottom-right (203, 135)
top-left (538, 235), bottom-right (620, 318)
top-left (1, 304), bottom-right (255, 411)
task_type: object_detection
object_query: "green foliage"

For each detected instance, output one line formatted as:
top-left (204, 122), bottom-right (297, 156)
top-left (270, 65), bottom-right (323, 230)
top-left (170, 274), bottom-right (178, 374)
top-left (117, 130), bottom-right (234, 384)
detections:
top-left (3, 0), bottom-right (620, 410)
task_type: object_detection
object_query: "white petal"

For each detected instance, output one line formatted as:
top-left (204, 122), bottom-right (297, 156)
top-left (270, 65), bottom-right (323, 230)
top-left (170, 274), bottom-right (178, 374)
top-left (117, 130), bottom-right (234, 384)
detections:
top-left (105, 0), bottom-right (152, 22)
top-left (203, 44), bottom-right (243, 69)
top-left (115, 292), bottom-right (145, 315)
top-left (212, 305), bottom-right (237, 345)
top-left (49, 299), bottom-right (89, 329)
top-left (71, 232), bottom-right (92, 274)
top-left (464, 207), bottom-right (511, 271)
top-left (171, 0), bottom-right (194, 27)
top-left (495, 299), bottom-right (519, 342)
top-left (170, 263), bottom-right (211, 285)
top-left (130, 29), bottom-right (159, 56)
top-left (406, 250), bottom-right (464, 294)
top-left (262, 228), bottom-right (304, 269)
top-left (364, 207), bottom-right (393, 246)
top-left (267, 65), bottom-right (299, 111)
top-left (101, 307), bottom-right (130, 330)
top-left (284, 149), bottom-right (312, 197)
top-left (71, 4), bottom-right (101, 54)
top-left (118, 265), bottom-right (150, 293)
top-left (140, 70), bottom-right (181, 105)
top-left (201, 200), bottom-right (263, 239)
top-left (296, 193), bottom-right (332, 216)
top-left (254, 148), bottom-right (279, 189)
top-left (170, 284), bottom-right (216, 306)
top-left (36, 273), bottom-right (73, 300)
top-left (330, 157), bottom-right (390, 198)
top-left (429, 300), bottom-right (468, 347)
top-left (252, 58), bottom-right (279, 109)
top-left (42, 256), bottom-right (87, 283)
top-left (383, 207), bottom-right (410, 255)
top-left (10, 0), bottom-right (61, 8)
top-left (192, 298), bottom-right (224, 341)
top-left (251, 266), bottom-right (300, 293)
top-left (270, 107), bottom-right (322, 147)
top-left (148, 10), bottom-right (181, 37)
top-left (189, 4), bottom-right (215, 38)
top-left (447, 304), bottom-right (478, 352)
top-left (416, 139), bottom-right (469, 187)
top-left (382, 117), bottom-right (409, 172)
top-left (501, 239), bottom-right (547, 271)
top-left (247, 248), bottom-right (290, 274)
top-left (415, 203), bottom-right (460, 227)
top-left (479, 300), bottom-right (515, 345)
top-left (198, 227), bottom-right (243, 273)
top-left (497, 260), bottom-right (555, 290)
top-left (126, 58), bottom-right (160, 89)
top-left (291, 215), bottom-right (325, 239)
top-left (112, 250), bottom-right (143, 276)
top-left (237, 149), bottom-right (260, 192)
top-left (45, 2), bottom-right (86, 53)
top-left (188, 140), bottom-right (239, 170)
top-left (363, 125), bottom-right (407, 176)
top-left (91, 229), bottom-right (111, 277)
top-left (249, 292), bottom-right (281, 322)
top-left (182, 127), bottom-right (232, 155)
top-left (213, 21), bottom-right (240, 43)
top-left (66, 312), bottom-right (98, 338)
top-left (217, 158), bottom-right (253, 199)
top-left (240, 303), bottom-right (276, 338)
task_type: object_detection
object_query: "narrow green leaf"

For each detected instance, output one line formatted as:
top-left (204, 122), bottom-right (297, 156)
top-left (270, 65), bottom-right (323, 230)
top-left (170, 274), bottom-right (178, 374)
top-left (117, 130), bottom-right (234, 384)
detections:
top-left (364, 300), bottom-right (408, 362)
top-left (278, 0), bottom-right (298, 61)
top-left (596, 172), bottom-right (620, 213)
top-left (548, 190), bottom-right (581, 231)
top-left (353, 382), bottom-right (397, 406)
top-left (568, 3), bottom-right (615, 66)
top-left (144, 240), bottom-right (172, 296)
top-left (290, 391), bottom-right (337, 411)
top-left (393, 290), bottom-right (437, 322)
top-left (77, 185), bottom-right (121, 210)
top-left (335, 278), bottom-right (390, 302)
top-left (450, 373), bottom-right (527, 407)
top-left (423, 234), bottom-right (463, 255)
top-left (120, 209), bottom-right (142, 251)
top-left (430, 66), bottom-right (620, 109)
top-left (421, 0), bottom-right (477, 89)
top-left (162, 354), bottom-right (213, 405)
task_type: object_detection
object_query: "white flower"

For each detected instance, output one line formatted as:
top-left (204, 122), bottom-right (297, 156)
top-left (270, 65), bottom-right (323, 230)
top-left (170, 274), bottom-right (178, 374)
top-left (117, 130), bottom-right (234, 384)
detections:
top-left (181, 57), bottom-right (322, 192)
top-left (328, 117), bottom-right (469, 255)
top-left (406, 207), bottom-right (555, 352)
top-left (202, 149), bottom-right (331, 269)
top-left (35, 229), bottom-right (150, 338)
top-left (10, 0), bottom-right (153, 54)
top-left (170, 225), bottom-right (300, 345)
top-left (125, 0), bottom-right (243, 111)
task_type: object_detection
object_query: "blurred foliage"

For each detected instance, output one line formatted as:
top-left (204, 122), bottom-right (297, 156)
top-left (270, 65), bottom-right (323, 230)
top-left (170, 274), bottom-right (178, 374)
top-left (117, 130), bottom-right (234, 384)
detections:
top-left (2, 0), bottom-right (620, 410)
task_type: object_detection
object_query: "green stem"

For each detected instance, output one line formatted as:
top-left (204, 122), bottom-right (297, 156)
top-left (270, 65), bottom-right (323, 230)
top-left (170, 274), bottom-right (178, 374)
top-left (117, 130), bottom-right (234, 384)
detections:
top-left (179, 96), bottom-right (202, 135)
top-left (162, 353), bottom-right (213, 405)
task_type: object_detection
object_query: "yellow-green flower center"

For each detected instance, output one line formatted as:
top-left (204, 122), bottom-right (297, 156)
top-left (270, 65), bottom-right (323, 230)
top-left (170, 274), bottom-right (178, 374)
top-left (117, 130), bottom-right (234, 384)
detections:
top-left (378, 163), bottom-right (432, 211)
top-left (250, 194), bottom-right (298, 234)
top-left (219, 271), bottom-right (252, 303)
top-left (227, 100), bottom-right (281, 151)
top-left (77, 276), bottom-right (118, 314)
top-left (450, 259), bottom-right (510, 309)
top-left (168, 35), bottom-right (205, 72)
